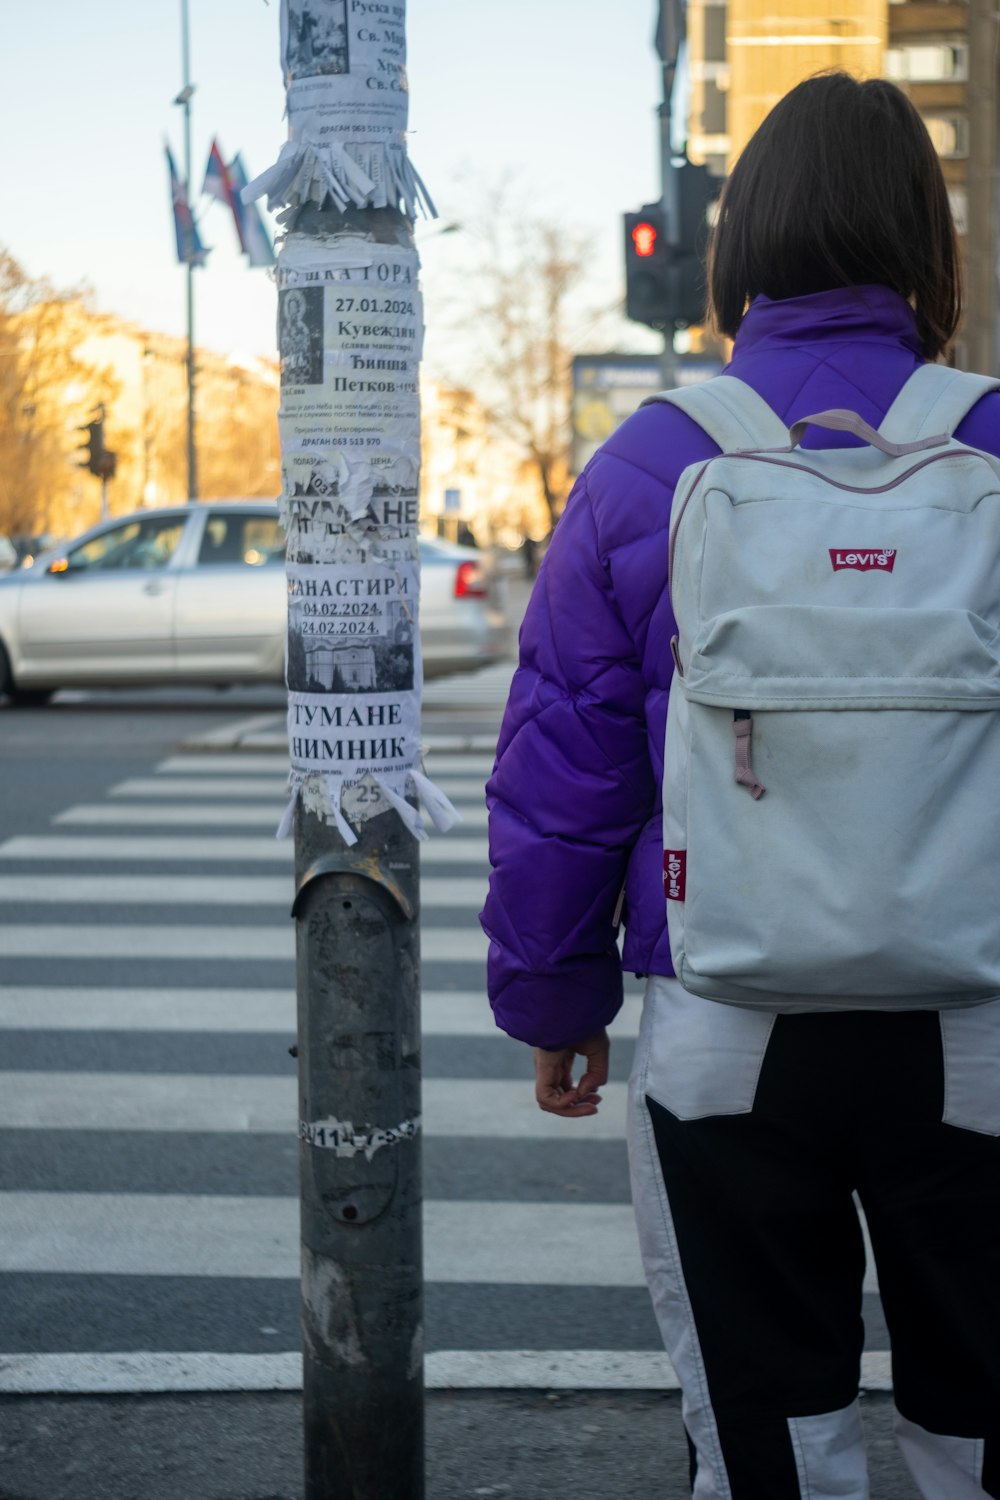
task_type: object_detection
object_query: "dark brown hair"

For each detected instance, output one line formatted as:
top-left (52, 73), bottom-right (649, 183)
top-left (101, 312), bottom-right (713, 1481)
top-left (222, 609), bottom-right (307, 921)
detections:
top-left (707, 73), bottom-right (962, 358)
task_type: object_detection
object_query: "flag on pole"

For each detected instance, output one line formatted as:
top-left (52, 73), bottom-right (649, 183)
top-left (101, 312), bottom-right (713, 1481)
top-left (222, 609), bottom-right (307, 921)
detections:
top-left (202, 137), bottom-right (244, 247)
top-left (165, 143), bottom-right (208, 266)
top-left (229, 153), bottom-right (275, 268)
top-left (200, 140), bottom-right (275, 268)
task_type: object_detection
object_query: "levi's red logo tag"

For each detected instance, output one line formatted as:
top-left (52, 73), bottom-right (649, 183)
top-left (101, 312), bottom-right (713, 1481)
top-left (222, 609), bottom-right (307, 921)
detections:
top-left (829, 548), bottom-right (897, 572)
top-left (664, 850), bottom-right (686, 902)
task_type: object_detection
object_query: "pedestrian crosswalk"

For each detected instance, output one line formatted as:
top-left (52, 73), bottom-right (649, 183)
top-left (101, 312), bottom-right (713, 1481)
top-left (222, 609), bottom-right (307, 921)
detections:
top-left (0, 737), bottom-right (893, 1398)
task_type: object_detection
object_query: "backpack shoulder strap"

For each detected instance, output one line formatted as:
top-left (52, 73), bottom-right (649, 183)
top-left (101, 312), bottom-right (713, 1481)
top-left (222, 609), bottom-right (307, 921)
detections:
top-left (642, 374), bottom-right (790, 454)
top-left (878, 364), bottom-right (1000, 442)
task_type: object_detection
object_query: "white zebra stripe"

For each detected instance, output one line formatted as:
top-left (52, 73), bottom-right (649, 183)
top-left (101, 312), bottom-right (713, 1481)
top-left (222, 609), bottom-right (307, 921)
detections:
top-left (0, 836), bottom-right (487, 865)
top-left (0, 1350), bottom-right (896, 1397)
top-left (0, 923), bottom-right (486, 961)
top-left (0, 1073), bottom-right (628, 1140)
top-left (53, 804), bottom-right (489, 829)
top-left (156, 754), bottom-right (495, 777)
top-left (0, 987), bottom-right (642, 1036)
top-left (109, 776), bottom-right (486, 801)
top-left (0, 1193), bottom-right (645, 1285)
top-left (0, 874), bottom-right (485, 909)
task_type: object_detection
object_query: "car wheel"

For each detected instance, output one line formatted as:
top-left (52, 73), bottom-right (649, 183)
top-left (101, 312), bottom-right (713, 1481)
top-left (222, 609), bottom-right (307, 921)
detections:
top-left (0, 641), bottom-right (55, 706)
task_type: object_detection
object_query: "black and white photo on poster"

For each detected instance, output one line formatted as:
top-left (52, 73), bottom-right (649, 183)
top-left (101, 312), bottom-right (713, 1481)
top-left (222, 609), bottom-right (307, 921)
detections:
top-left (279, 286), bottom-right (324, 386)
top-left (287, 634), bottom-right (414, 695)
top-left (283, 0), bottom-right (349, 78)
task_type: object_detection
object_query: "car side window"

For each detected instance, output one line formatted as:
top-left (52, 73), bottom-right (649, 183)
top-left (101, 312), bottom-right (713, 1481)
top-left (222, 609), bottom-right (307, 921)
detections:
top-left (198, 514), bottom-right (286, 567)
top-left (64, 518), bottom-right (185, 573)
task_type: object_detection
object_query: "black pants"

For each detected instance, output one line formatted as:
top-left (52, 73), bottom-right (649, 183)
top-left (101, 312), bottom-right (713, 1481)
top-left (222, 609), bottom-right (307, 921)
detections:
top-left (628, 978), bottom-right (1000, 1499)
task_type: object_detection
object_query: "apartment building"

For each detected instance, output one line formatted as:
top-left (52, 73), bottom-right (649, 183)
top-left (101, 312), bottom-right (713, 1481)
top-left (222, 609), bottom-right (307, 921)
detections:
top-left (684, 0), bottom-right (999, 372)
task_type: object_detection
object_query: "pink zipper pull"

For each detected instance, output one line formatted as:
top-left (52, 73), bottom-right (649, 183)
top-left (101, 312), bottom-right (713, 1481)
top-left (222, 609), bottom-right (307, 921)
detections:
top-left (733, 713), bottom-right (766, 800)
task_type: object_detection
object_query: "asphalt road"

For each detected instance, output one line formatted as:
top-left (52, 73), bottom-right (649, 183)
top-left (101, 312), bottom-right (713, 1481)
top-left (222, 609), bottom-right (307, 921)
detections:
top-left (0, 679), bottom-right (921, 1499)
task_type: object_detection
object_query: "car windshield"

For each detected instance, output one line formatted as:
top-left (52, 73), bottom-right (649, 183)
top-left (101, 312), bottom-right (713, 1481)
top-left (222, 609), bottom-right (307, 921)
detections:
top-left (65, 517), bottom-right (185, 572)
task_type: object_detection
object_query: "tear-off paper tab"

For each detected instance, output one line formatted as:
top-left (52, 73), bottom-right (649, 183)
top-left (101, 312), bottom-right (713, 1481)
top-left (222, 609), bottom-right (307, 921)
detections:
top-left (242, 0), bottom-right (434, 221)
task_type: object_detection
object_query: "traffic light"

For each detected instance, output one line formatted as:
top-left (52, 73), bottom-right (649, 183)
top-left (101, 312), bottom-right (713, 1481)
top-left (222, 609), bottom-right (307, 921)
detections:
top-left (76, 405), bottom-right (117, 481)
top-left (624, 203), bottom-right (671, 329)
top-left (77, 413), bottom-right (105, 476)
top-left (624, 165), bottom-right (723, 331)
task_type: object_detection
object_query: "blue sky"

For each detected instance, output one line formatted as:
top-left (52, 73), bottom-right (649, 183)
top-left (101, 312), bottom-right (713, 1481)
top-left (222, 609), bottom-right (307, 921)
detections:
top-left (2, 0), bottom-right (664, 367)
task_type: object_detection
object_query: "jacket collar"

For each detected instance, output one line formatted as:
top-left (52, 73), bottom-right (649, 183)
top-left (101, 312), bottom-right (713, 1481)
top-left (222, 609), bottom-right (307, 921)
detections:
top-left (732, 285), bottom-right (923, 357)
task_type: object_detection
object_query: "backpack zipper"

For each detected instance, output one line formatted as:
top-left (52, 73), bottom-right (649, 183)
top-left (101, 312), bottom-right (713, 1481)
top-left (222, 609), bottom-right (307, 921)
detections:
top-left (668, 448), bottom-right (991, 597)
top-left (733, 710), bottom-right (766, 800)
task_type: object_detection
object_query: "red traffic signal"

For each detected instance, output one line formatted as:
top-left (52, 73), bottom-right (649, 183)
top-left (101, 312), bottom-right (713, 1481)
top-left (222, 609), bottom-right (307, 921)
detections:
top-left (632, 221), bottom-right (658, 258)
top-left (624, 205), bottom-right (670, 328)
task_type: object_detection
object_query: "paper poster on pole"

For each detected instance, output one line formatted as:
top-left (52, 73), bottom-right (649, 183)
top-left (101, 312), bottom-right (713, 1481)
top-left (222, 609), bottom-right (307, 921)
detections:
top-left (273, 226), bottom-right (456, 845)
top-left (277, 241), bottom-right (421, 565)
top-left (243, 0), bottom-right (433, 219)
top-left (280, 517), bottom-right (457, 842)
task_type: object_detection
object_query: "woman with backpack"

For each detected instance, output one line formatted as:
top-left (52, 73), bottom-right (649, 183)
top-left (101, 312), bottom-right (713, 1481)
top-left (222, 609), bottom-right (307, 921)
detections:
top-left (481, 73), bottom-right (1000, 1499)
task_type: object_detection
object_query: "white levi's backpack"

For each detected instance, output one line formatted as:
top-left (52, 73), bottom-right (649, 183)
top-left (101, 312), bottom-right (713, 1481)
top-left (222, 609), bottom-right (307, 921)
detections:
top-left (646, 363), bottom-right (1000, 1011)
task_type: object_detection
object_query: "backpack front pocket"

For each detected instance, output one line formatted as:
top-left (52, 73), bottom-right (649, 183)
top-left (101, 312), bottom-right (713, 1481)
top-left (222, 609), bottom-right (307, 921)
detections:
top-left (672, 606), bottom-right (1000, 1008)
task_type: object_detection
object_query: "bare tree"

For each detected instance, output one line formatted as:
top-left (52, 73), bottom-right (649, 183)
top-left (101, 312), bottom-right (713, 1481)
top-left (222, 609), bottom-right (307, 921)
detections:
top-left (462, 209), bottom-right (591, 531)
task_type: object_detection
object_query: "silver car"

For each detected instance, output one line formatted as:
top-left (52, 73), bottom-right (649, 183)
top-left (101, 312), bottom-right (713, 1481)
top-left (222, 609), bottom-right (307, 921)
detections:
top-left (0, 502), bottom-right (510, 705)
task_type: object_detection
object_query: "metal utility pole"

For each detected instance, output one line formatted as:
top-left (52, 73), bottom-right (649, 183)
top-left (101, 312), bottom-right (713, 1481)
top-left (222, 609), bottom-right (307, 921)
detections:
top-left (177, 0), bottom-right (198, 500)
top-left (246, 5), bottom-right (446, 1495)
top-left (294, 707), bottom-right (422, 1499)
top-left (964, 0), bottom-right (999, 376)
top-left (654, 0), bottom-right (685, 385)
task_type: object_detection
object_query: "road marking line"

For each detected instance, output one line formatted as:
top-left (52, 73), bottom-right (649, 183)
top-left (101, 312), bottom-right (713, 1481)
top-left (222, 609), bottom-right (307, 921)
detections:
top-left (0, 836), bottom-right (487, 864)
top-left (158, 754), bottom-right (496, 776)
top-left (111, 779), bottom-right (292, 800)
top-left (0, 924), bottom-right (488, 960)
top-left (0, 987), bottom-right (298, 1031)
top-left (0, 1074), bottom-right (629, 1140)
top-left (0, 1350), bottom-right (895, 1396)
top-left (0, 924), bottom-right (486, 960)
top-left (0, 874), bottom-right (485, 909)
top-left (180, 713), bottom-right (288, 750)
top-left (53, 804), bottom-right (489, 829)
top-left (0, 1186), bottom-right (879, 1293)
top-left (111, 776), bottom-right (486, 800)
top-left (0, 1194), bottom-right (645, 1284)
top-left (0, 988), bottom-right (643, 1037)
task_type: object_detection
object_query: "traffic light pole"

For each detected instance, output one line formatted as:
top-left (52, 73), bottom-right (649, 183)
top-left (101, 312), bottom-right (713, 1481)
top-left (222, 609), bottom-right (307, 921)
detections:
top-left (625, 7), bottom-right (720, 361)
top-left (656, 0), bottom-right (684, 385)
top-left (76, 403), bottom-right (117, 516)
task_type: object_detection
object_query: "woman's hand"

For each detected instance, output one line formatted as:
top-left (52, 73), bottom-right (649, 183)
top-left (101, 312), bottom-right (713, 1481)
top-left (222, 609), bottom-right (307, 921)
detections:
top-left (533, 1029), bottom-right (610, 1118)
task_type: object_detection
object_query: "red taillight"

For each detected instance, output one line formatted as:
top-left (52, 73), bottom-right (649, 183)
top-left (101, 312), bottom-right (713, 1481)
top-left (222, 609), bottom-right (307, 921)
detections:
top-left (454, 560), bottom-right (487, 599)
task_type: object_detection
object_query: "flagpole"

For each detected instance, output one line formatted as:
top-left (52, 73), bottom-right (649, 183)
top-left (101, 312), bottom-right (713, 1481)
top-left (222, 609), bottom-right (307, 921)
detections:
top-left (180, 0), bottom-right (198, 502)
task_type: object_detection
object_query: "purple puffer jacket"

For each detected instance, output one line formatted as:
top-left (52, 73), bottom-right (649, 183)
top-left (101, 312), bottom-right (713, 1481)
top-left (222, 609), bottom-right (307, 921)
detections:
top-left (481, 285), bottom-right (1000, 1050)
